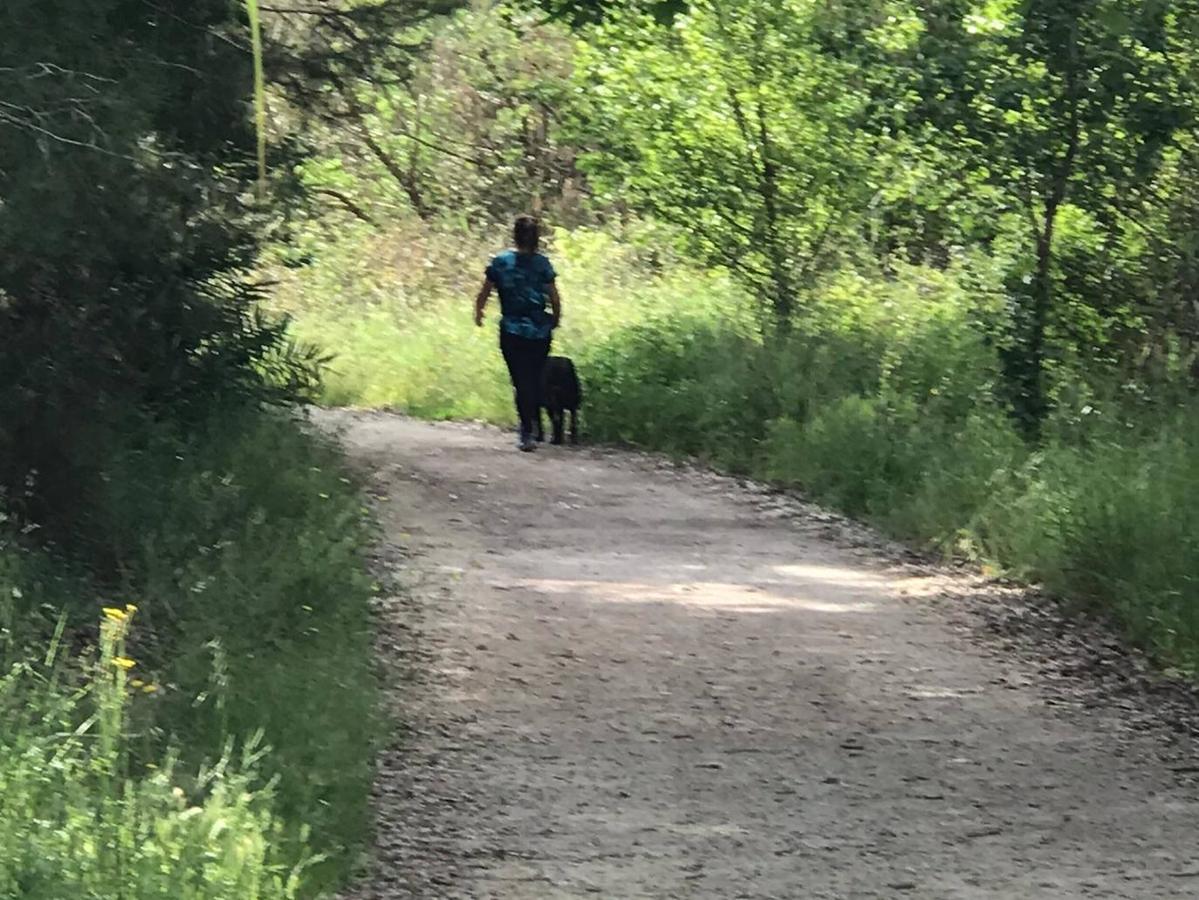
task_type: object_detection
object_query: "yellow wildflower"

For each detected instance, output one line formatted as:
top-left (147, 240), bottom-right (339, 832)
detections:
top-left (142, 684), bottom-right (159, 694)
top-left (130, 679), bottom-right (145, 688)
top-left (112, 657), bottom-right (136, 670)
top-left (102, 607), bottom-right (127, 622)
top-left (125, 603), bottom-right (138, 614)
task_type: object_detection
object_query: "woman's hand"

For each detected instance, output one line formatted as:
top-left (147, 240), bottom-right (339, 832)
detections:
top-left (549, 283), bottom-right (562, 329)
top-left (475, 278), bottom-right (493, 328)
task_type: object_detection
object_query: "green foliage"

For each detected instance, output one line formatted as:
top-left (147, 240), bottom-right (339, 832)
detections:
top-left (537, 0), bottom-right (687, 28)
top-left (0, 409), bottom-right (378, 896)
top-left (929, 0), bottom-right (1191, 430)
top-left (563, 0), bottom-right (1199, 425)
top-left (580, 318), bottom-right (772, 469)
top-left (283, 0), bottom-right (1199, 432)
top-left (0, 0), bottom-right (320, 532)
top-left (0, 610), bottom-right (310, 899)
top-left (264, 0), bottom-right (464, 117)
top-left (981, 419), bottom-right (1199, 663)
top-left (571, 0), bottom-right (877, 323)
top-left (0, 1), bottom-right (460, 896)
top-left (292, 3), bottom-right (584, 229)
top-left (101, 411), bottom-right (378, 889)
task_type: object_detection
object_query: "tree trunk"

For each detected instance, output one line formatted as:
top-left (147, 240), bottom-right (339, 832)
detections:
top-left (755, 99), bottom-right (793, 330)
top-left (1007, 20), bottom-right (1080, 440)
top-left (1023, 225), bottom-right (1054, 436)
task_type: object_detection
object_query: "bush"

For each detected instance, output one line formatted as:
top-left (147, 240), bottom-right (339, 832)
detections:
top-left (994, 423), bottom-right (1199, 668)
top-left (581, 318), bottom-right (773, 470)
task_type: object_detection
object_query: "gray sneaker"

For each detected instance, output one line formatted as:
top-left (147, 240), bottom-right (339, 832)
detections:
top-left (518, 433), bottom-right (537, 452)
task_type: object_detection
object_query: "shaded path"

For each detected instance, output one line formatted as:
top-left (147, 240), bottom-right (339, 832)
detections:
top-left (322, 410), bottom-right (1199, 899)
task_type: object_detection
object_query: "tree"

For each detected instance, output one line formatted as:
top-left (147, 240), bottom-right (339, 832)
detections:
top-left (260, 0), bottom-right (469, 224)
top-left (902, 0), bottom-right (1190, 432)
top-left (294, 5), bottom-right (582, 228)
top-left (262, 0), bottom-right (462, 109)
top-left (536, 0), bottom-right (687, 27)
top-left (571, 0), bottom-right (878, 329)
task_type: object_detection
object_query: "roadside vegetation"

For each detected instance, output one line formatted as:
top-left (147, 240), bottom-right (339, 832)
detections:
top-left (0, 0), bottom-right (448, 894)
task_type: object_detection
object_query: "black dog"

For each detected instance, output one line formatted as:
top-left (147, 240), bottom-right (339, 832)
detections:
top-left (537, 356), bottom-right (582, 445)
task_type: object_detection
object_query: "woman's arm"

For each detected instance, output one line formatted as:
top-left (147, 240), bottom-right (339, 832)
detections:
top-left (549, 282), bottom-right (562, 327)
top-left (474, 278), bottom-right (493, 327)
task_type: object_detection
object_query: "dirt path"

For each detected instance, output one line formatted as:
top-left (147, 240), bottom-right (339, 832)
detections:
top-left (321, 410), bottom-right (1199, 899)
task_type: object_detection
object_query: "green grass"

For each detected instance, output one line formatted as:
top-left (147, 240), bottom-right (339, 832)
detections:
top-left (0, 407), bottom-right (378, 896)
top-left (268, 223), bottom-right (747, 421)
top-left (269, 220), bottom-right (1199, 676)
top-left (0, 607), bottom-right (311, 899)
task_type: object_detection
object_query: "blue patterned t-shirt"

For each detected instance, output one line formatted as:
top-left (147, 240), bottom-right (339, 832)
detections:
top-left (486, 250), bottom-right (557, 341)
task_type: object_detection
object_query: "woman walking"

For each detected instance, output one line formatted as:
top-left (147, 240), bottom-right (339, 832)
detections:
top-left (474, 216), bottom-right (562, 452)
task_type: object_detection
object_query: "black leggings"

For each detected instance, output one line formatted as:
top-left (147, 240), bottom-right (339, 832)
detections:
top-left (500, 331), bottom-right (551, 437)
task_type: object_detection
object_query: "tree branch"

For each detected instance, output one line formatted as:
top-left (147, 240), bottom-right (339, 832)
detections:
top-left (312, 187), bottom-right (377, 225)
top-left (358, 124), bottom-right (434, 220)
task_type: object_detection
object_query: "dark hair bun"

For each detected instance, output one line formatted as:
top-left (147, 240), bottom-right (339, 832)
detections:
top-left (514, 215), bottom-right (540, 252)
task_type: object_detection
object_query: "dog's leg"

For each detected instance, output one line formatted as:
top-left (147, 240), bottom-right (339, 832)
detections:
top-left (552, 410), bottom-right (565, 445)
top-left (570, 408), bottom-right (579, 444)
top-left (536, 407), bottom-right (546, 443)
